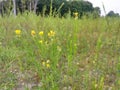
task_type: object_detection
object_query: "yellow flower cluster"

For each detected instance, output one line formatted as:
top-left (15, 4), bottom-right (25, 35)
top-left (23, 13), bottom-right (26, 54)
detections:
top-left (14, 30), bottom-right (56, 40)
top-left (31, 30), bottom-right (44, 37)
top-left (42, 60), bottom-right (50, 68)
top-left (48, 30), bottom-right (55, 37)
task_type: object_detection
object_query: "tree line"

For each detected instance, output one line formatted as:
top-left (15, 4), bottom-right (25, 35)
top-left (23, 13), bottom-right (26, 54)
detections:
top-left (0, 0), bottom-right (119, 18)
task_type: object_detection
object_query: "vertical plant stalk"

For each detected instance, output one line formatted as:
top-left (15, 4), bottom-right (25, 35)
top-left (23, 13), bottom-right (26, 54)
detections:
top-left (102, 2), bottom-right (106, 16)
top-left (49, 0), bottom-right (53, 16)
top-left (102, 2), bottom-right (110, 31)
top-left (42, 5), bottom-right (46, 17)
top-left (56, 2), bottom-right (64, 16)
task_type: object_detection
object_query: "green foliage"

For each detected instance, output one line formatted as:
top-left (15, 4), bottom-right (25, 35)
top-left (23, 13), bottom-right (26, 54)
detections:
top-left (0, 0), bottom-right (101, 18)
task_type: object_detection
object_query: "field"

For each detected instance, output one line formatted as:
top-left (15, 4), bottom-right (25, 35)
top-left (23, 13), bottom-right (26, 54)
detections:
top-left (0, 13), bottom-right (120, 90)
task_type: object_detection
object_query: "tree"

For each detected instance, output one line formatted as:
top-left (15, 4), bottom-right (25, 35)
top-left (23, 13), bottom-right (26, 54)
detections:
top-left (69, 1), bottom-right (94, 18)
top-left (16, 0), bottom-right (39, 13)
top-left (0, 1), bottom-right (5, 16)
top-left (0, 0), bottom-right (13, 16)
top-left (92, 7), bottom-right (101, 18)
top-left (0, 0), bottom-right (101, 18)
top-left (107, 11), bottom-right (119, 17)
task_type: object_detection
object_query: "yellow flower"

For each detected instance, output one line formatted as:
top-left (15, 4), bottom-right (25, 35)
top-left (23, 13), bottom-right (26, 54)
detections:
top-left (31, 30), bottom-right (36, 36)
top-left (48, 33), bottom-right (51, 37)
top-left (42, 60), bottom-right (50, 68)
top-left (39, 31), bottom-right (44, 36)
top-left (42, 61), bottom-right (45, 66)
top-left (48, 30), bottom-right (55, 37)
top-left (46, 64), bottom-right (50, 68)
top-left (74, 12), bottom-right (78, 19)
top-left (74, 12), bottom-right (78, 17)
top-left (50, 30), bottom-right (55, 36)
top-left (46, 60), bottom-right (50, 63)
top-left (39, 40), bottom-right (43, 44)
top-left (15, 30), bottom-right (21, 35)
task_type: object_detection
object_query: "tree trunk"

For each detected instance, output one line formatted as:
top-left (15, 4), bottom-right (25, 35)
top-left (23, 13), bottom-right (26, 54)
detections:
top-left (33, 0), bottom-right (38, 13)
top-left (29, 0), bottom-right (32, 12)
top-left (12, 0), bottom-right (16, 16)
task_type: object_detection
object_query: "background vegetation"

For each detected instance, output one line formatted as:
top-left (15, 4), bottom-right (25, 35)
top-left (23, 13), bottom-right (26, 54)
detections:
top-left (0, 0), bottom-right (119, 18)
top-left (0, 0), bottom-right (120, 90)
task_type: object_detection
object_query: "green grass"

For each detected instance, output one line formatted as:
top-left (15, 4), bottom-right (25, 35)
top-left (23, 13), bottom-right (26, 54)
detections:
top-left (0, 13), bottom-right (120, 90)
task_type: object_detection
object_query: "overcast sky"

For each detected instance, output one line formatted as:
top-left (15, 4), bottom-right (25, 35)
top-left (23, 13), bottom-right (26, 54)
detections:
top-left (86, 0), bottom-right (120, 16)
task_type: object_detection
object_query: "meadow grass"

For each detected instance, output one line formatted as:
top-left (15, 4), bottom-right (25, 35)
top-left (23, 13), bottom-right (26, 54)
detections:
top-left (0, 13), bottom-right (120, 90)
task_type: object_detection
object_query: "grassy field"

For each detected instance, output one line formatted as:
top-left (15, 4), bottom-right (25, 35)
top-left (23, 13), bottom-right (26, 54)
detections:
top-left (0, 13), bottom-right (120, 90)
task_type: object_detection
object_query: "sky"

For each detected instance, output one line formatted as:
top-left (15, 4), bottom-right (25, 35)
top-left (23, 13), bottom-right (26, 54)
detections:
top-left (86, 0), bottom-right (120, 16)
